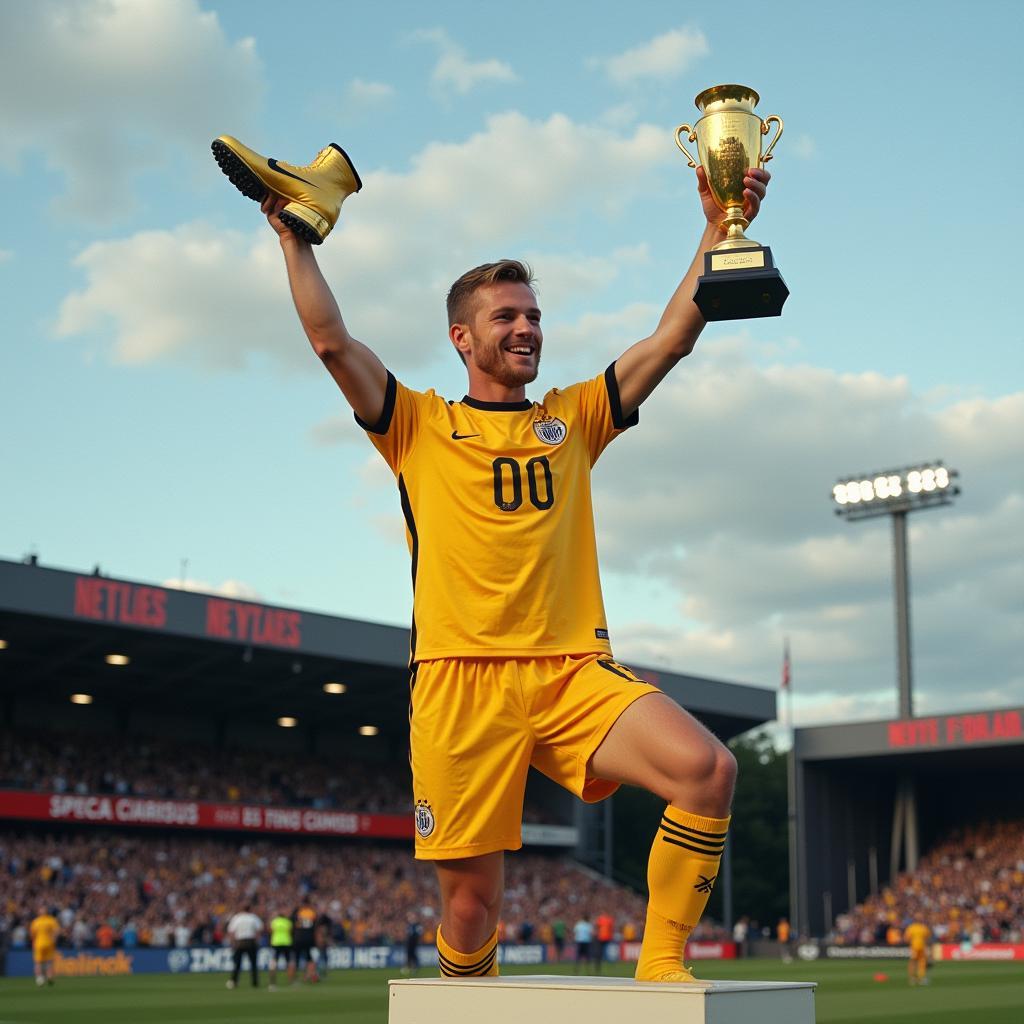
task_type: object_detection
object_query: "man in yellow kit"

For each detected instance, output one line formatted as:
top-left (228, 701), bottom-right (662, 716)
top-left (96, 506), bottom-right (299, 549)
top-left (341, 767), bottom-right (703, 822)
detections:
top-left (904, 919), bottom-right (932, 986)
top-left (29, 906), bottom-right (60, 987)
top-left (228, 134), bottom-right (769, 982)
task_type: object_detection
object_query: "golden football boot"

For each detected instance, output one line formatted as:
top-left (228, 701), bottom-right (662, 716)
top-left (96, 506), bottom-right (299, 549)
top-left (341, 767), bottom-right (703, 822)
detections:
top-left (637, 966), bottom-right (698, 983)
top-left (211, 135), bottom-right (362, 244)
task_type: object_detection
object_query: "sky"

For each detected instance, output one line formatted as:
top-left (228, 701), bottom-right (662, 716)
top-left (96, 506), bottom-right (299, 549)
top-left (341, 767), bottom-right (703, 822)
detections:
top-left (1, 0), bottom-right (1022, 729)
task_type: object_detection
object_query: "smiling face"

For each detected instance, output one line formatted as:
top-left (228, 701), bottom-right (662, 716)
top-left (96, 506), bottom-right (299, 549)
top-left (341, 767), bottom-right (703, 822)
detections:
top-left (454, 280), bottom-right (543, 389)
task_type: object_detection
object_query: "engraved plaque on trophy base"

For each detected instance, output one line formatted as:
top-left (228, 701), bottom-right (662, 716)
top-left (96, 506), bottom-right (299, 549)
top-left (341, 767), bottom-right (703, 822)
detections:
top-left (693, 245), bottom-right (789, 321)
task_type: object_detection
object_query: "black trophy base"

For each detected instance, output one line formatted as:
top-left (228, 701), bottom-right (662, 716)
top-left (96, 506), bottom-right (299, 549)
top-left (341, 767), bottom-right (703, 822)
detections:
top-left (693, 245), bottom-right (789, 321)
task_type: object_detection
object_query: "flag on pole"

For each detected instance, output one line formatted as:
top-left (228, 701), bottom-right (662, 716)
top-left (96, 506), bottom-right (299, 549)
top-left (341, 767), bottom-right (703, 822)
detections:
top-left (782, 639), bottom-right (791, 690)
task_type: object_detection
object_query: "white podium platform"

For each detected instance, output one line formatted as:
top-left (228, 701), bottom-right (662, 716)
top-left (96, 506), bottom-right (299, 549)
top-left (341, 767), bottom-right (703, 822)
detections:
top-left (388, 975), bottom-right (816, 1024)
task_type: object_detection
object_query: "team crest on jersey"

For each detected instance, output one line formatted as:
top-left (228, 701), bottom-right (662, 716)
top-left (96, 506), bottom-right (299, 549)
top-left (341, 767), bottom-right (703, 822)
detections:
top-left (533, 414), bottom-right (567, 445)
top-left (414, 800), bottom-right (435, 838)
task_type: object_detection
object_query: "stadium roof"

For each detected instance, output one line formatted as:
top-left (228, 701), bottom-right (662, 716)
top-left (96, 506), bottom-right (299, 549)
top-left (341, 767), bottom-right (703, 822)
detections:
top-left (0, 557), bottom-right (775, 745)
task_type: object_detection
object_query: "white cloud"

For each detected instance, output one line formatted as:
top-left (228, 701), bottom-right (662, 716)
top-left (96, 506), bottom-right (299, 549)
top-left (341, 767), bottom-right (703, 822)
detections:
top-left (596, 27), bottom-right (709, 85)
top-left (55, 223), bottom-right (299, 370)
top-left (163, 577), bottom-right (263, 600)
top-left (413, 28), bottom-right (516, 95)
top-left (585, 341), bottom-right (1024, 718)
top-left (345, 78), bottom-right (396, 107)
top-left (56, 112), bottom-right (671, 369)
top-left (793, 134), bottom-right (817, 159)
top-left (0, 0), bottom-right (262, 222)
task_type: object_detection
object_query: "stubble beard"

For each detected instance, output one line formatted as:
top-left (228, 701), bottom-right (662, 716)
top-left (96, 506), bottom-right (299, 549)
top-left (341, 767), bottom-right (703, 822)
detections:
top-left (474, 343), bottom-right (540, 389)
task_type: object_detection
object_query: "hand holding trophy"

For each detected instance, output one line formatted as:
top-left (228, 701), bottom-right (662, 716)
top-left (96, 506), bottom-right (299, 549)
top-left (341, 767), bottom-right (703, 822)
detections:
top-left (677, 84), bottom-right (789, 321)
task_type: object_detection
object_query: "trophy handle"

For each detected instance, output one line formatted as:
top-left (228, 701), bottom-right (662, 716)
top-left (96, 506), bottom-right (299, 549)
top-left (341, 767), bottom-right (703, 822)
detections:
top-left (674, 124), bottom-right (699, 168)
top-left (761, 115), bottom-right (784, 163)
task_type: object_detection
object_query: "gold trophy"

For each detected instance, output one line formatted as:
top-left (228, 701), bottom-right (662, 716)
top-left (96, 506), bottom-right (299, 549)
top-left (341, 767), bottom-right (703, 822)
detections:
top-left (676, 84), bottom-right (788, 320)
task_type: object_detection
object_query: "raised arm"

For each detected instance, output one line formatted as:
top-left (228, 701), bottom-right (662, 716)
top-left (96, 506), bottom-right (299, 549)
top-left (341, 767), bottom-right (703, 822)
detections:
top-left (264, 195), bottom-right (389, 426)
top-left (613, 166), bottom-right (770, 418)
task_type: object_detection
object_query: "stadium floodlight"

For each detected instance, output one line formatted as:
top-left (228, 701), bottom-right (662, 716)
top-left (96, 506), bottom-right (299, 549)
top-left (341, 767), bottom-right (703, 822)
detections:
top-left (0, 638), bottom-right (7, 649)
top-left (831, 459), bottom-right (961, 717)
top-left (104, 653), bottom-right (130, 666)
top-left (277, 716), bottom-right (298, 728)
top-left (832, 461), bottom-right (960, 521)
top-left (323, 682), bottom-right (347, 694)
top-left (70, 693), bottom-right (93, 705)
top-left (358, 725), bottom-right (379, 737)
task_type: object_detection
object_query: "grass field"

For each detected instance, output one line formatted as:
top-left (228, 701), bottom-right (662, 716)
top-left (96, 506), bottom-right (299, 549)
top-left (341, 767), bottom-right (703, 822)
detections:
top-left (2, 959), bottom-right (1023, 1023)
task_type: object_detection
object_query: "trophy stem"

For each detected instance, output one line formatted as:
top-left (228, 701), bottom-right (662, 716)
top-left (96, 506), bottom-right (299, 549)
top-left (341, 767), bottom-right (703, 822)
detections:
top-left (712, 205), bottom-right (760, 251)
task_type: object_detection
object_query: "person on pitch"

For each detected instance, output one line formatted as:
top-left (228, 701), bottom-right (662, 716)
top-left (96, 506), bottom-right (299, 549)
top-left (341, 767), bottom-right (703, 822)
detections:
top-left (29, 905), bottom-right (60, 987)
top-left (904, 918), bottom-right (932, 986)
top-left (219, 132), bottom-right (769, 982)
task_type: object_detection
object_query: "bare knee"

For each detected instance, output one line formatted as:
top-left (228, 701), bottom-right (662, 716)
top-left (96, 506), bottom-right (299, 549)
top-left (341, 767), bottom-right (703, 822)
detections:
top-left (666, 739), bottom-right (737, 814)
top-left (446, 884), bottom-right (499, 937)
top-left (437, 855), bottom-right (503, 951)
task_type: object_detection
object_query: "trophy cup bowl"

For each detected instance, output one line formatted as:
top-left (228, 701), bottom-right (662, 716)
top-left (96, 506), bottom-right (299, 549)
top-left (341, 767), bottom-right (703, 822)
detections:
top-left (675, 84), bottom-right (789, 320)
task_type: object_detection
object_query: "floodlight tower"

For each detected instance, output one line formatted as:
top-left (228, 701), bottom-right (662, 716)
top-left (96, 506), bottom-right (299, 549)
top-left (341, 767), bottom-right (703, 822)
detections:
top-left (831, 461), bottom-right (961, 717)
top-left (830, 461), bottom-right (960, 881)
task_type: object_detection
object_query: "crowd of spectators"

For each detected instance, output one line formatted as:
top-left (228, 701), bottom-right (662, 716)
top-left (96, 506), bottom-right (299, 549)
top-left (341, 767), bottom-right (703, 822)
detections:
top-left (0, 729), bottom-right (554, 824)
top-left (0, 730), bottom-right (409, 814)
top-left (0, 728), bottom-right (733, 955)
top-left (0, 830), bottom-right (733, 953)
top-left (831, 820), bottom-right (1024, 945)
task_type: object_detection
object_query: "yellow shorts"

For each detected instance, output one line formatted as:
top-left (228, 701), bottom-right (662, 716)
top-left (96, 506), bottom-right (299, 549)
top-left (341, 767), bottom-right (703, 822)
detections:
top-left (410, 653), bottom-right (660, 859)
top-left (33, 944), bottom-right (55, 964)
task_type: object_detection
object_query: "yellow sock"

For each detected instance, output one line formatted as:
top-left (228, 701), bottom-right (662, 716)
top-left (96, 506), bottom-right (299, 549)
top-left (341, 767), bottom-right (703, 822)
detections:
top-left (436, 926), bottom-right (499, 977)
top-left (635, 806), bottom-right (730, 981)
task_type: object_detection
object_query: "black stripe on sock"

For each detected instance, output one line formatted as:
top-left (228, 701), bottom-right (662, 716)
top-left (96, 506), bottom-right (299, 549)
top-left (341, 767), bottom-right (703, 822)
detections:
top-left (661, 813), bottom-right (729, 840)
top-left (437, 944), bottom-right (496, 976)
top-left (660, 822), bottom-right (726, 853)
top-left (661, 835), bottom-right (726, 856)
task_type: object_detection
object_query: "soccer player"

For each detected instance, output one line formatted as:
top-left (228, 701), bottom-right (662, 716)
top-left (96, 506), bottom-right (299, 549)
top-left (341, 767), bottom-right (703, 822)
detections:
top-left (904, 919), bottom-right (932, 986)
top-left (261, 153), bottom-right (770, 982)
top-left (267, 908), bottom-right (294, 990)
top-left (225, 903), bottom-right (263, 989)
top-left (292, 902), bottom-right (318, 982)
top-left (29, 906), bottom-right (60, 987)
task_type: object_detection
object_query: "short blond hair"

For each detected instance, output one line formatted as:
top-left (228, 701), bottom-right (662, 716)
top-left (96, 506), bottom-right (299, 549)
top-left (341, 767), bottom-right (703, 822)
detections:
top-left (446, 260), bottom-right (536, 327)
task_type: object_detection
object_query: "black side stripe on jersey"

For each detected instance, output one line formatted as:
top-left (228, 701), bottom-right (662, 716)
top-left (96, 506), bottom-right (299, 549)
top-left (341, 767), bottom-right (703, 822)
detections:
top-left (406, 661), bottom-right (419, 767)
top-left (354, 371), bottom-right (397, 434)
top-left (604, 361), bottom-right (640, 430)
top-left (398, 473), bottom-right (418, 663)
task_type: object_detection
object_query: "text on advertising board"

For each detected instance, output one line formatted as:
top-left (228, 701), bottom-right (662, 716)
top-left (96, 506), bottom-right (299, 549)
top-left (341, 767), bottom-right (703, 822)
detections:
top-left (72, 576), bottom-right (304, 649)
top-left (206, 598), bottom-right (301, 647)
top-left (887, 710), bottom-right (1022, 749)
top-left (74, 577), bottom-right (167, 628)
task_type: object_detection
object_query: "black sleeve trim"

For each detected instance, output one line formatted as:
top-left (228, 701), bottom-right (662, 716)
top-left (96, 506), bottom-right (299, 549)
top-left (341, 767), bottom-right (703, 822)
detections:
top-left (354, 371), bottom-right (397, 434)
top-left (605, 362), bottom-right (639, 430)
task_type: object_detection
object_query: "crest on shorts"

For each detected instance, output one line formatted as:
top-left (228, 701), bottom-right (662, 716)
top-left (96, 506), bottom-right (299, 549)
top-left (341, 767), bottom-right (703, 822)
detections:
top-left (533, 413), bottom-right (567, 446)
top-left (414, 799), bottom-right (435, 838)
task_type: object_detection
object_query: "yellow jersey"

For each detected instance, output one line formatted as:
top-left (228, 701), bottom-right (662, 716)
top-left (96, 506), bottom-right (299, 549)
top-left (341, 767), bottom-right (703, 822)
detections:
top-left (358, 365), bottom-right (637, 660)
top-left (30, 914), bottom-right (60, 948)
top-left (904, 922), bottom-right (931, 952)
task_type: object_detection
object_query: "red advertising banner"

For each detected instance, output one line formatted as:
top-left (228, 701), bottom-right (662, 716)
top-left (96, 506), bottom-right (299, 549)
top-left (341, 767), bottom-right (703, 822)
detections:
top-left (0, 790), bottom-right (412, 839)
top-left (72, 576), bottom-right (303, 650)
top-left (934, 943), bottom-right (1024, 962)
top-left (887, 710), bottom-right (1022, 749)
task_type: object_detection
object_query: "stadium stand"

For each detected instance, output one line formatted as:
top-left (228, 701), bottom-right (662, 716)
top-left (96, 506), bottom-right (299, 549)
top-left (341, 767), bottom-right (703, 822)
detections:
top-left (1, 728), bottom-right (736, 953)
top-left (0, 830), bottom-right (727, 951)
top-left (831, 821), bottom-right (1024, 944)
top-left (0, 729), bottom-right (558, 822)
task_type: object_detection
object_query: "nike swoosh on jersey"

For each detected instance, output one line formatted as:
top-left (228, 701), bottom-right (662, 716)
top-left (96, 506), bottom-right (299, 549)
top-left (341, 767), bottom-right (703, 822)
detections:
top-left (451, 431), bottom-right (481, 440)
top-left (267, 159), bottom-right (316, 187)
